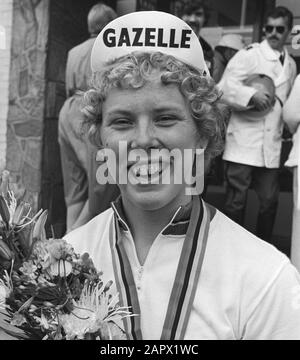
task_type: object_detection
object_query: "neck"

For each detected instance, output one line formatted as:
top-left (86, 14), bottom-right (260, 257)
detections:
top-left (276, 46), bottom-right (284, 53)
top-left (121, 193), bottom-right (191, 264)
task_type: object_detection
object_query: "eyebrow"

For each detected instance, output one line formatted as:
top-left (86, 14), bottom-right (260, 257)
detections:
top-left (105, 109), bottom-right (133, 117)
top-left (106, 105), bottom-right (188, 116)
top-left (153, 106), bottom-right (187, 114)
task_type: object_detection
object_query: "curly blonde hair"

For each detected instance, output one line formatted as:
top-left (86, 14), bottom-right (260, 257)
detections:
top-left (82, 51), bottom-right (229, 161)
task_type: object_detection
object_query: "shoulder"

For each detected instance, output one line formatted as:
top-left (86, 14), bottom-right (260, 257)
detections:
top-left (64, 207), bottom-right (114, 253)
top-left (226, 44), bottom-right (259, 66)
top-left (206, 210), bottom-right (294, 323)
top-left (238, 42), bottom-right (260, 58)
top-left (207, 210), bottom-right (289, 276)
top-left (245, 42), bottom-right (260, 51)
top-left (235, 42), bottom-right (262, 59)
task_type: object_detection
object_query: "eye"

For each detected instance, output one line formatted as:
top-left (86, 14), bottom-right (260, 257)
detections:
top-left (155, 115), bottom-right (179, 126)
top-left (111, 118), bottom-right (133, 129)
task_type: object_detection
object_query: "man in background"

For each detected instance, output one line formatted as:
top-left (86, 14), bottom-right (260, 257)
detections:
top-left (59, 3), bottom-right (119, 233)
top-left (213, 34), bottom-right (245, 83)
top-left (219, 6), bottom-right (296, 242)
top-left (181, 0), bottom-right (214, 73)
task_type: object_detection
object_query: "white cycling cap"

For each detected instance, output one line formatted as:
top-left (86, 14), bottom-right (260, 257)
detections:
top-left (91, 11), bottom-right (209, 75)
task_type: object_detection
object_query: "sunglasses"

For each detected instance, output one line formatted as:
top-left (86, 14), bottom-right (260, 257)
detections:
top-left (265, 25), bottom-right (286, 34)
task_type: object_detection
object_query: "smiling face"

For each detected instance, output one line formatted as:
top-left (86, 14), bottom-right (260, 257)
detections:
top-left (265, 16), bottom-right (290, 51)
top-left (100, 73), bottom-right (202, 211)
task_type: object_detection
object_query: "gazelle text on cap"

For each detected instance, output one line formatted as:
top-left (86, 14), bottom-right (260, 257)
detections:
top-left (91, 11), bottom-right (209, 75)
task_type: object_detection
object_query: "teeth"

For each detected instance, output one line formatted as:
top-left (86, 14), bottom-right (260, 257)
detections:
top-left (131, 162), bottom-right (162, 179)
top-left (149, 164), bottom-right (159, 175)
top-left (140, 165), bottom-right (148, 176)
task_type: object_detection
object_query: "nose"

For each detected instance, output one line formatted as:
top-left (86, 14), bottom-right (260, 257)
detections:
top-left (271, 28), bottom-right (277, 35)
top-left (130, 117), bottom-right (160, 150)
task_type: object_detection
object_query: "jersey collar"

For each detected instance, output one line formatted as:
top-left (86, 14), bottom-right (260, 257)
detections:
top-left (111, 196), bottom-right (192, 236)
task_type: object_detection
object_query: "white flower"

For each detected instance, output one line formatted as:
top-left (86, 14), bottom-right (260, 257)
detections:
top-left (0, 284), bottom-right (7, 310)
top-left (59, 281), bottom-right (132, 340)
top-left (49, 260), bottom-right (73, 277)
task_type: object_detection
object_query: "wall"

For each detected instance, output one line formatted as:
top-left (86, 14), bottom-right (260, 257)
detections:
top-left (6, 0), bottom-right (50, 210)
top-left (0, 0), bottom-right (13, 168)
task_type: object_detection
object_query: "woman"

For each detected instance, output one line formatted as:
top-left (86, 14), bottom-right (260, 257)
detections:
top-left (283, 74), bottom-right (300, 272)
top-left (65, 11), bottom-right (300, 340)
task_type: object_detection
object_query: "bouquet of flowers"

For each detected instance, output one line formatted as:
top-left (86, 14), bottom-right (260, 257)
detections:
top-left (0, 171), bottom-right (132, 340)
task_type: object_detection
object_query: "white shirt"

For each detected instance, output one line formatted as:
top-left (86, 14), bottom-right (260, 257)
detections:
top-left (65, 205), bottom-right (300, 340)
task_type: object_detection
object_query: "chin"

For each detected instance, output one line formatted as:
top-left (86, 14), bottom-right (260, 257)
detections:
top-left (122, 184), bottom-right (182, 211)
top-left (268, 39), bottom-right (279, 48)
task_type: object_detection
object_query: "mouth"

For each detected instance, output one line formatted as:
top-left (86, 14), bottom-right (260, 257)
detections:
top-left (128, 159), bottom-right (171, 185)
